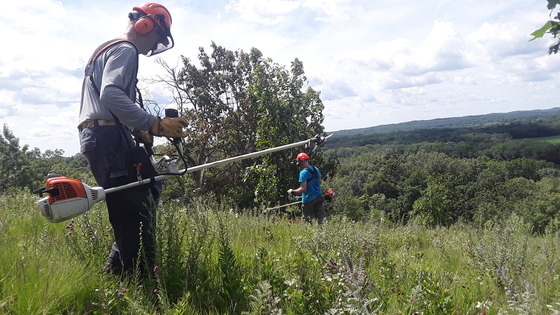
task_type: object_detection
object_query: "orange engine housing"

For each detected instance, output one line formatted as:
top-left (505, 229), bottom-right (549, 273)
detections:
top-left (45, 176), bottom-right (88, 205)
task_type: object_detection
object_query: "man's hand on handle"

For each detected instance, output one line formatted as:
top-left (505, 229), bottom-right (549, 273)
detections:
top-left (150, 116), bottom-right (188, 138)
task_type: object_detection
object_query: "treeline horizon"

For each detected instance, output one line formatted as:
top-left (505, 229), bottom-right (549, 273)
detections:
top-left (4, 106), bottom-right (560, 233)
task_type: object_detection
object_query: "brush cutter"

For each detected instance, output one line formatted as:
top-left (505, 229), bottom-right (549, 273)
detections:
top-left (263, 200), bottom-right (302, 213)
top-left (36, 134), bottom-right (332, 223)
top-left (264, 187), bottom-right (336, 214)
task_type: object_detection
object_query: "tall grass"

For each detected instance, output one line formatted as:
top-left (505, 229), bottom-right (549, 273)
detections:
top-left (1, 192), bottom-right (560, 314)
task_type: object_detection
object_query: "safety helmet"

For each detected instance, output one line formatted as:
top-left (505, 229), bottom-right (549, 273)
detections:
top-left (296, 152), bottom-right (310, 161)
top-left (129, 3), bottom-right (174, 56)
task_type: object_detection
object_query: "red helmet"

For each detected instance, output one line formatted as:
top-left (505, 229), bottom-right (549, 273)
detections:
top-left (296, 152), bottom-right (310, 161)
top-left (133, 3), bottom-right (172, 30)
top-left (130, 3), bottom-right (174, 56)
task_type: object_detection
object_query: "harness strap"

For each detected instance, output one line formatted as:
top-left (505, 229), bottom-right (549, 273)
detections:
top-left (89, 40), bottom-right (130, 65)
top-left (304, 166), bottom-right (318, 183)
top-left (85, 39), bottom-right (132, 77)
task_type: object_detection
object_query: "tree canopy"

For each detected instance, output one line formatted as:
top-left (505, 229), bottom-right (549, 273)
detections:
top-left (157, 42), bottom-right (329, 207)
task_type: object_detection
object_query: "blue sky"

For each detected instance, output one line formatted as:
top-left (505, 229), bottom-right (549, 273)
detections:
top-left (2, 0), bottom-right (559, 156)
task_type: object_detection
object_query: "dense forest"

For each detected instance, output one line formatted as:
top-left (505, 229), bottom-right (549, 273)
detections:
top-left (321, 108), bottom-right (560, 234)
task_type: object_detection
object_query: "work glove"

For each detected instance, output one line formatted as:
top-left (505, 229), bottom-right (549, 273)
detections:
top-left (150, 116), bottom-right (187, 138)
top-left (287, 189), bottom-right (293, 196)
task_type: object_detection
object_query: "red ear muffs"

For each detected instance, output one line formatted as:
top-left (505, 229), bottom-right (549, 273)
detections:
top-left (134, 16), bottom-right (154, 35)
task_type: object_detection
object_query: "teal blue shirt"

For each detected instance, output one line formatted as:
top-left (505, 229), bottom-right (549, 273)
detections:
top-left (299, 166), bottom-right (322, 203)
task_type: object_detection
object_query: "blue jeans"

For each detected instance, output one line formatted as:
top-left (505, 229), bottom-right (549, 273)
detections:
top-left (80, 125), bottom-right (161, 276)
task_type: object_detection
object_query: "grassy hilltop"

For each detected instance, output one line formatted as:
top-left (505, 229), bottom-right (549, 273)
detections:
top-left (1, 193), bottom-right (559, 314)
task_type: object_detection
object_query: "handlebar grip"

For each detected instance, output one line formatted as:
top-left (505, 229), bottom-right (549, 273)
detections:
top-left (165, 108), bottom-right (178, 118)
top-left (165, 109), bottom-right (182, 145)
top-left (145, 143), bottom-right (155, 156)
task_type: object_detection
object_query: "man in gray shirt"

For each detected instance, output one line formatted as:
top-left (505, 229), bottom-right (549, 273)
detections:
top-left (78, 2), bottom-right (185, 278)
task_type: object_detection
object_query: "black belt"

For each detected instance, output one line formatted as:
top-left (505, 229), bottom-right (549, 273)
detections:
top-left (78, 119), bottom-right (117, 131)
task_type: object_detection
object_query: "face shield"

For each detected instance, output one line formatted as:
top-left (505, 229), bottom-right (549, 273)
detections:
top-left (146, 13), bottom-right (174, 56)
top-left (146, 33), bottom-right (174, 56)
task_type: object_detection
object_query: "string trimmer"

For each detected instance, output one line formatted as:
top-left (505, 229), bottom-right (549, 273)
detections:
top-left (36, 134), bottom-right (332, 223)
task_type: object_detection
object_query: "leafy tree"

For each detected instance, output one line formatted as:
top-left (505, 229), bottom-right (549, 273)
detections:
top-left (531, 0), bottom-right (560, 53)
top-left (0, 124), bottom-right (93, 194)
top-left (524, 177), bottom-right (560, 234)
top-left (28, 152), bottom-right (92, 190)
top-left (0, 124), bottom-right (32, 192)
top-left (411, 175), bottom-right (456, 227)
top-left (157, 42), bottom-right (328, 207)
top-left (247, 57), bottom-right (326, 206)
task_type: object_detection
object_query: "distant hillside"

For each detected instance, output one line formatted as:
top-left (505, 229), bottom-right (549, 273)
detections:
top-left (326, 107), bottom-right (560, 148)
top-left (329, 108), bottom-right (560, 137)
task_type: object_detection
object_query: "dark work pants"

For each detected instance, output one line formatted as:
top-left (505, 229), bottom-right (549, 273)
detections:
top-left (80, 125), bottom-right (161, 277)
top-left (302, 195), bottom-right (325, 224)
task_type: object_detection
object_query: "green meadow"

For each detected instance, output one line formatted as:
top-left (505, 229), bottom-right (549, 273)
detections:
top-left (534, 135), bottom-right (560, 144)
top-left (1, 192), bottom-right (559, 314)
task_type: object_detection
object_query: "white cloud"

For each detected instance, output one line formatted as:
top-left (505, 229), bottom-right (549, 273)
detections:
top-left (301, 0), bottom-right (353, 21)
top-left (2, 0), bottom-right (66, 33)
top-left (226, 0), bottom-right (300, 25)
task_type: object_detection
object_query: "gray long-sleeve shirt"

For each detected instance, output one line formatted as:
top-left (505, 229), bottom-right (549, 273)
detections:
top-left (78, 40), bottom-right (154, 131)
